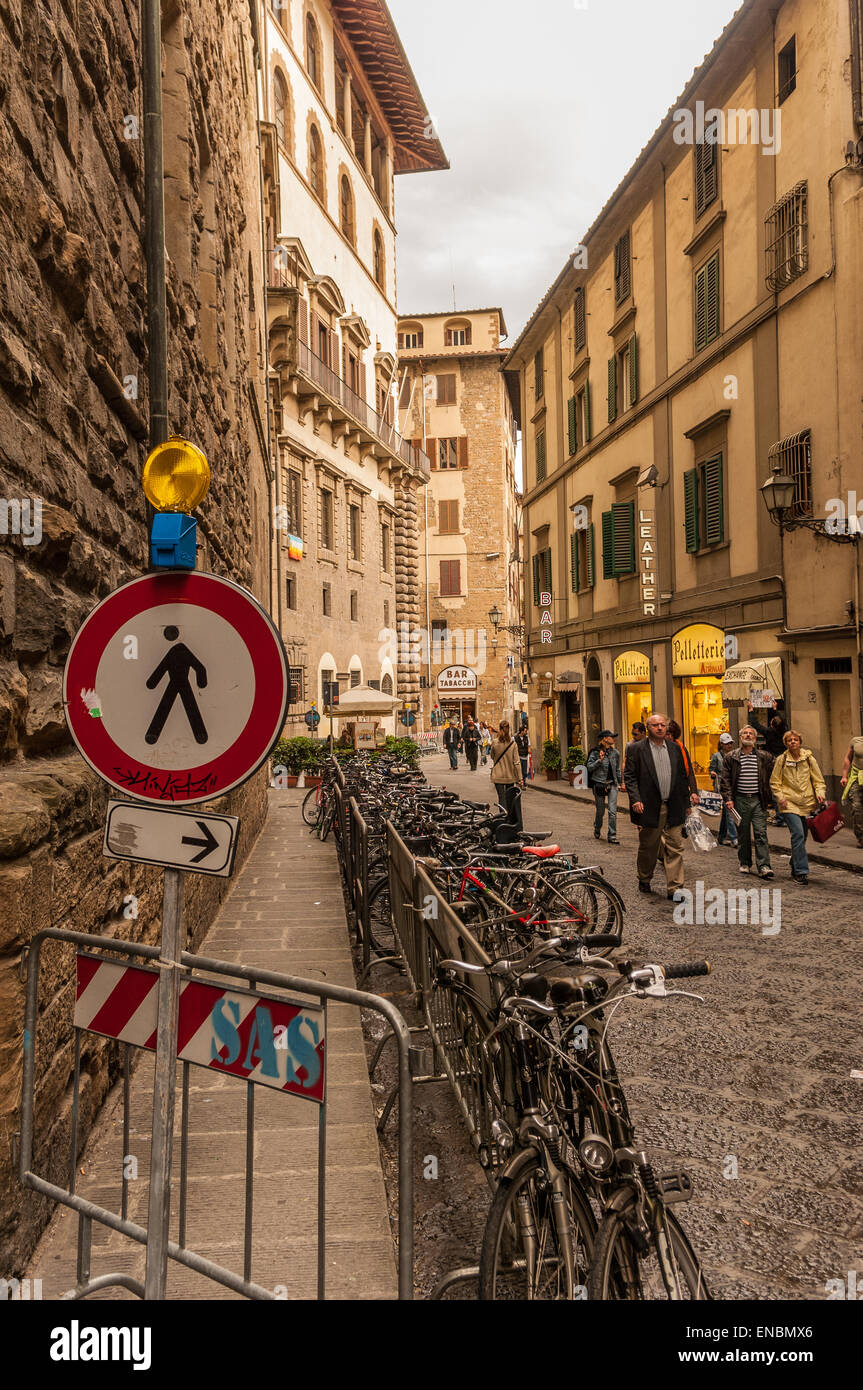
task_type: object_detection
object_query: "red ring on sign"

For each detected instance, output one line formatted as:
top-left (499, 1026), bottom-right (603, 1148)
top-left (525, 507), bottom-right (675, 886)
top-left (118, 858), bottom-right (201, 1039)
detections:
top-left (63, 573), bottom-right (288, 803)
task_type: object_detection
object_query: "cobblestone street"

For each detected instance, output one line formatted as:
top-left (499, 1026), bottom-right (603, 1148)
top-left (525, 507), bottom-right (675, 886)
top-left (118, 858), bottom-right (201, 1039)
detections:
top-left (386, 753), bottom-right (863, 1300)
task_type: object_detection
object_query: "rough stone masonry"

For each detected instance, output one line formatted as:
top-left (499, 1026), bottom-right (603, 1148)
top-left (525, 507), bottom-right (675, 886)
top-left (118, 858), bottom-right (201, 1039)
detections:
top-left (0, 0), bottom-right (272, 1273)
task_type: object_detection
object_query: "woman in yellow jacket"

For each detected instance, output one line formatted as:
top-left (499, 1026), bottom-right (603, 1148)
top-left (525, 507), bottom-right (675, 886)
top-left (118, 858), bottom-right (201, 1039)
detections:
top-left (769, 729), bottom-right (827, 885)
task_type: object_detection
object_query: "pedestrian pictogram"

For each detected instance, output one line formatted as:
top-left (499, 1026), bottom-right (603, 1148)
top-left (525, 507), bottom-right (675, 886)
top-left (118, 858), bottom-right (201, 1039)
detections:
top-left (63, 572), bottom-right (289, 804)
top-left (103, 799), bottom-right (240, 876)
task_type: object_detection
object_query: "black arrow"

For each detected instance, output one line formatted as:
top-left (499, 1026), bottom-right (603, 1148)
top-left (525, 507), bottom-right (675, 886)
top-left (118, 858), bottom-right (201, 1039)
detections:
top-left (181, 820), bottom-right (219, 864)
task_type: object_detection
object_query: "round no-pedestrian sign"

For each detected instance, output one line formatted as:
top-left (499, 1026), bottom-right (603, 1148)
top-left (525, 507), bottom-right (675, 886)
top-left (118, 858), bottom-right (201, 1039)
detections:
top-left (63, 572), bottom-right (288, 804)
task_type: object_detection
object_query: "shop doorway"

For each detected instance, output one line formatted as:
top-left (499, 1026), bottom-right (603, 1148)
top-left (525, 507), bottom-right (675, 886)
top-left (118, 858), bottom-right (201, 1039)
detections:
top-left (585, 658), bottom-right (603, 748)
top-left (818, 678), bottom-right (852, 799)
top-left (619, 683), bottom-right (652, 736)
top-left (678, 675), bottom-right (729, 788)
top-left (563, 693), bottom-right (582, 753)
top-left (440, 699), bottom-right (475, 726)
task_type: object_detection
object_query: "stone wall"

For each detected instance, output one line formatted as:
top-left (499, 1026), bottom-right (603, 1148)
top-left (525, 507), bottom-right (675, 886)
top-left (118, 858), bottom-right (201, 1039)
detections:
top-left (0, 0), bottom-right (271, 1273)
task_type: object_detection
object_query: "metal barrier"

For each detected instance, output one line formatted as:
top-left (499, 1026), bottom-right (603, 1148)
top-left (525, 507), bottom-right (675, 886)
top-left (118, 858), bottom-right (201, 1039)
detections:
top-left (19, 928), bottom-right (415, 1300)
top-left (348, 797), bottom-right (371, 975)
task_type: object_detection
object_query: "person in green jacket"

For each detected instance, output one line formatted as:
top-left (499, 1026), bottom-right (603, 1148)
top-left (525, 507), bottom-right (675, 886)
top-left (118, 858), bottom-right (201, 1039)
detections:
top-left (770, 730), bottom-right (827, 885)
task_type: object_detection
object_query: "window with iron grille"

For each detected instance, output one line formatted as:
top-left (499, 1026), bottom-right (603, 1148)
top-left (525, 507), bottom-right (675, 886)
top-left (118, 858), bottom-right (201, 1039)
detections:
top-left (288, 666), bottom-right (303, 706)
top-left (694, 139), bottom-right (718, 218)
top-left (535, 348), bottom-right (544, 398)
top-left (381, 673), bottom-right (394, 695)
top-left (573, 288), bottom-right (586, 352)
top-left (614, 230), bottom-right (631, 304)
top-left (815, 658), bottom-right (852, 675)
top-left (694, 251), bottom-right (720, 350)
top-left (765, 182), bottom-right (808, 291)
top-left (284, 469), bottom-right (302, 537)
top-left (439, 438), bottom-right (459, 469)
top-left (319, 488), bottom-right (334, 550)
top-left (350, 669), bottom-right (361, 688)
top-left (778, 35), bottom-right (796, 103)
top-left (381, 521), bottom-right (391, 572)
top-left (768, 429), bottom-right (812, 517)
top-left (348, 502), bottom-right (361, 560)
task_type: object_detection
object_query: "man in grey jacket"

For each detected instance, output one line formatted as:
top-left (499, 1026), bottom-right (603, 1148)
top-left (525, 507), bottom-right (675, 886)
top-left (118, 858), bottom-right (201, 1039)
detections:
top-left (587, 730), bottom-right (622, 844)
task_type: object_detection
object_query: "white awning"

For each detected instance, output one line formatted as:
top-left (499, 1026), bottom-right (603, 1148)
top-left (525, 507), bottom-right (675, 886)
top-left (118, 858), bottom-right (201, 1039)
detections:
top-left (334, 684), bottom-right (399, 716)
top-left (721, 658), bottom-right (783, 706)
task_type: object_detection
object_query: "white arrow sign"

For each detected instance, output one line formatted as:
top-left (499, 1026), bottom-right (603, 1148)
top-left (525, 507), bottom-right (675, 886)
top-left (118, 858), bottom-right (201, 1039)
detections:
top-left (103, 800), bottom-right (240, 877)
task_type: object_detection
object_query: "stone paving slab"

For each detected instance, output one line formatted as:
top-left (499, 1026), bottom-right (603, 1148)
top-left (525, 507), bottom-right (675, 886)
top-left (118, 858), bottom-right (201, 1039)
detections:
top-left (26, 791), bottom-right (397, 1300)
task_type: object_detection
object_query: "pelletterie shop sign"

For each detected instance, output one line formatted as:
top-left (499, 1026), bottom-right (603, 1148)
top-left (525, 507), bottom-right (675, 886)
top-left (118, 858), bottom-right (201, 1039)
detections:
top-left (639, 509), bottom-right (658, 616)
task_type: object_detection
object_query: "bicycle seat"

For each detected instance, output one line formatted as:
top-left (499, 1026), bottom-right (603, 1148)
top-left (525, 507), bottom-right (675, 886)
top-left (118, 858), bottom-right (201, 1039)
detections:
top-left (521, 844), bottom-right (561, 858)
top-left (463, 799), bottom-right (490, 810)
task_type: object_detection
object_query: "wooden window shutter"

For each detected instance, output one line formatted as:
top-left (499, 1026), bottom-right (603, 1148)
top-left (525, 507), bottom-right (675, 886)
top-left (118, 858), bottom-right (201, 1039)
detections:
top-left (586, 522), bottom-right (596, 587)
top-left (684, 468), bottom-right (700, 552)
top-left (703, 455), bottom-right (724, 544)
top-left (706, 252), bottom-right (720, 344)
top-left (458, 436), bottom-right (469, 468)
top-left (629, 331), bottom-right (638, 405)
top-left (584, 380), bottom-right (592, 441)
top-left (611, 501), bottom-right (635, 574)
top-left (310, 309), bottom-right (320, 356)
top-left (568, 396), bottom-right (578, 455)
top-left (574, 288), bottom-right (586, 351)
top-left (601, 510), bottom-right (614, 579)
top-left (359, 362), bottom-right (367, 401)
top-left (607, 356), bottom-right (617, 423)
top-left (570, 532), bottom-right (579, 591)
top-left (426, 436), bottom-right (437, 468)
top-left (694, 263), bottom-right (707, 350)
top-left (299, 298), bottom-right (309, 344)
top-left (532, 553), bottom-right (540, 605)
top-left (341, 344), bottom-right (347, 379)
top-left (543, 547), bottom-right (553, 598)
top-left (444, 327), bottom-right (452, 346)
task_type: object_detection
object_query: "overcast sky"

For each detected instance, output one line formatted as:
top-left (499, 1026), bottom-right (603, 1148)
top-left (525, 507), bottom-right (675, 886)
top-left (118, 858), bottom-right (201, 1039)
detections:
top-left (389, 0), bottom-right (743, 344)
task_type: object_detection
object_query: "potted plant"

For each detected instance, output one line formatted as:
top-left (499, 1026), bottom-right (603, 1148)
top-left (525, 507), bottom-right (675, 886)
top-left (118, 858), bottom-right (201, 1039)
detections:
top-left (271, 736), bottom-right (305, 788)
top-left (302, 739), bottom-right (325, 788)
top-left (542, 738), bottom-right (562, 781)
top-left (566, 745), bottom-right (586, 786)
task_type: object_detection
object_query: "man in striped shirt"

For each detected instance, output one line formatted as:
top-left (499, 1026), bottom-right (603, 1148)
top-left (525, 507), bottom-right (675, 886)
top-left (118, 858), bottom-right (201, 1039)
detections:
top-left (719, 725), bottom-right (775, 879)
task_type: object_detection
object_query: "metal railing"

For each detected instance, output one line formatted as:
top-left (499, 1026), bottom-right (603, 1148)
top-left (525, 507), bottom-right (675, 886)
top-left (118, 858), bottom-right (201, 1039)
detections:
top-left (19, 928), bottom-right (415, 1300)
top-left (296, 341), bottom-right (430, 478)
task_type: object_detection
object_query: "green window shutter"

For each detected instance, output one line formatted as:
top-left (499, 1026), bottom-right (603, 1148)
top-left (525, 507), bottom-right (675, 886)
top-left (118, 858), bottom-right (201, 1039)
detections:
top-left (584, 379), bottom-right (591, 441)
top-left (543, 547), bottom-right (553, 598)
top-left (567, 395), bottom-right (578, 455)
top-left (532, 553), bottom-right (540, 605)
top-left (705, 252), bottom-right (720, 345)
top-left (536, 430), bottom-right (546, 482)
top-left (570, 532), bottom-right (579, 591)
top-left (574, 288), bottom-right (586, 351)
top-left (629, 331), bottom-right (638, 405)
top-left (607, 356), bottom-right (617, 423)
top-left (601, 510), bottom-right (614, 579)
top-left (684, 468), bottom-right (700, 552)
top-left (586, 522), bottom-right (595, 586)
top-left (611, 500), bottom-right (635, 575)
top-left (694, 262), bottom-right (707, 351)
top-left (703, 455), bottom-right (724, 544)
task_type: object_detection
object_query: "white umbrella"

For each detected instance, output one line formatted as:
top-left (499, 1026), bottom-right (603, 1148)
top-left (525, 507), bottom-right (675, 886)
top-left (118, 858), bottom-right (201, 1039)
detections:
top-left (334, 684), bottom-right (399, 717)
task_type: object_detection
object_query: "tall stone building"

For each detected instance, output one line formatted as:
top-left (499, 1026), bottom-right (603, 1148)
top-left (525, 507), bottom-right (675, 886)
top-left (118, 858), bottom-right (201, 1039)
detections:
top-left (260, 0), bottom-right (447, 737)
top-left (397, 310), bottom-right (522, 730)
top-left (508, 0), bottom-right (863, 791)
top-left (0, 0), bottom-right (270, 1271)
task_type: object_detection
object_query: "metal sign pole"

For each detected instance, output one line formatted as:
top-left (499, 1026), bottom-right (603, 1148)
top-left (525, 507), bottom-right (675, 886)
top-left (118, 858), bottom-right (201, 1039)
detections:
top-left (143, 866), bottom-right (184, 1298)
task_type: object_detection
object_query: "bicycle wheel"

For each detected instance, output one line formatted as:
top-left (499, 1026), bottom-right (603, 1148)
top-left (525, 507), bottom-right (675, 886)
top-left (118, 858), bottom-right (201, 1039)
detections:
top-left (318, 797), bottom-right (336, 841)
top-left (366, 875), bottom-right (397, 957)
top-left (538, 871), bottom-right (623, 950)
top-left (301, 786), bottom-right (319, 826)
top-left (479, 1154), bottom-right (595, 1300)
top-left (588, 1203), bottom-right (711, 1300)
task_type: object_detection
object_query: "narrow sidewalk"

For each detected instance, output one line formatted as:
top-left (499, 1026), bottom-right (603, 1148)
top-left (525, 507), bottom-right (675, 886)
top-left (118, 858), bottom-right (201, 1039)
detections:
top-left (27, 789), bottom-right (397, 1300)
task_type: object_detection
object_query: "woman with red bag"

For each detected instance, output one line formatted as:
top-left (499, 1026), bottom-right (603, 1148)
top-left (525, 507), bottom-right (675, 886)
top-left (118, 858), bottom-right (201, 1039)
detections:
top-left (769, 730), bottom-right (827, 886)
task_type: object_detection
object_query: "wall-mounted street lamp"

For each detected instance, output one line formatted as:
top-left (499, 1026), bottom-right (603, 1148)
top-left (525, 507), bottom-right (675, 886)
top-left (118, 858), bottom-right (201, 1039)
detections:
top-left (760, 464), bottom-right (856, 543)
top-left (488, 604), bottom-right (525, 641)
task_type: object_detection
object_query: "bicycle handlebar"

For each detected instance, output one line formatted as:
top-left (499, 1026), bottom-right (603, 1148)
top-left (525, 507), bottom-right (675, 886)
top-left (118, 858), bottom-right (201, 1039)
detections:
top-left (663, 960), bottom-right (711, 980)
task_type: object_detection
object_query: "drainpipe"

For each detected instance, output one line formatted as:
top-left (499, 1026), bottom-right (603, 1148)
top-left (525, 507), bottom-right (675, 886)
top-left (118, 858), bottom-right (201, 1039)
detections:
top-left (142, 0), bottom-right (168, 453)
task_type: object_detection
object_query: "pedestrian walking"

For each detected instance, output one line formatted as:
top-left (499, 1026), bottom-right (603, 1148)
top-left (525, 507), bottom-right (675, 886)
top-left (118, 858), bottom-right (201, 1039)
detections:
top-left (515, 724), bottom-right (531, 784)
top-left (624, 712), bottom-right (700, 899)
top-left (479, 720), bottom-right (493, 766)
top-left (442, 720), bottom-right (460, 771)
top-left (490, 719), bottom-right (524, 830)
top-left (840, 734), bottom-right (863, 847)
top-left (710, 732), bottom-right (738, 847)
top-left (770, 730), bottom-right (828, 885)
top-left (718, 725), bottom-right (774, 878)
top-left (461, 715), bottom-right (481, 771)
top-left (666, 720), bottom-right (696, 783)
top-left (586, 730), bottom-right (622, 844)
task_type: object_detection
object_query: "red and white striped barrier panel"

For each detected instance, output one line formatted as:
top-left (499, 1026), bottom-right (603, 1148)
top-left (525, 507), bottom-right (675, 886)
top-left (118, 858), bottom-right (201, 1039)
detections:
top-left (74, 955), bottom-right (325, 1102)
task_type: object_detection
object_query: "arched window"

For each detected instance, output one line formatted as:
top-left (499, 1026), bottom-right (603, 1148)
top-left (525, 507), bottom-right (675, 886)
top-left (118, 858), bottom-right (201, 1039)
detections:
top-left (373, 229), bottom-right (385, 290)
top-left (340, 174), bottom-right (355, 244)
top-left (381, 673), bottom-right (393, 695)
top-left (309, 124), bottom-right (324, 202)
top-left (273, 70), bottom-right (289, 150)
top-left (444, 319), bottom-right (472, 347)
top-left (306, 11), bottom-right (321, 90)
